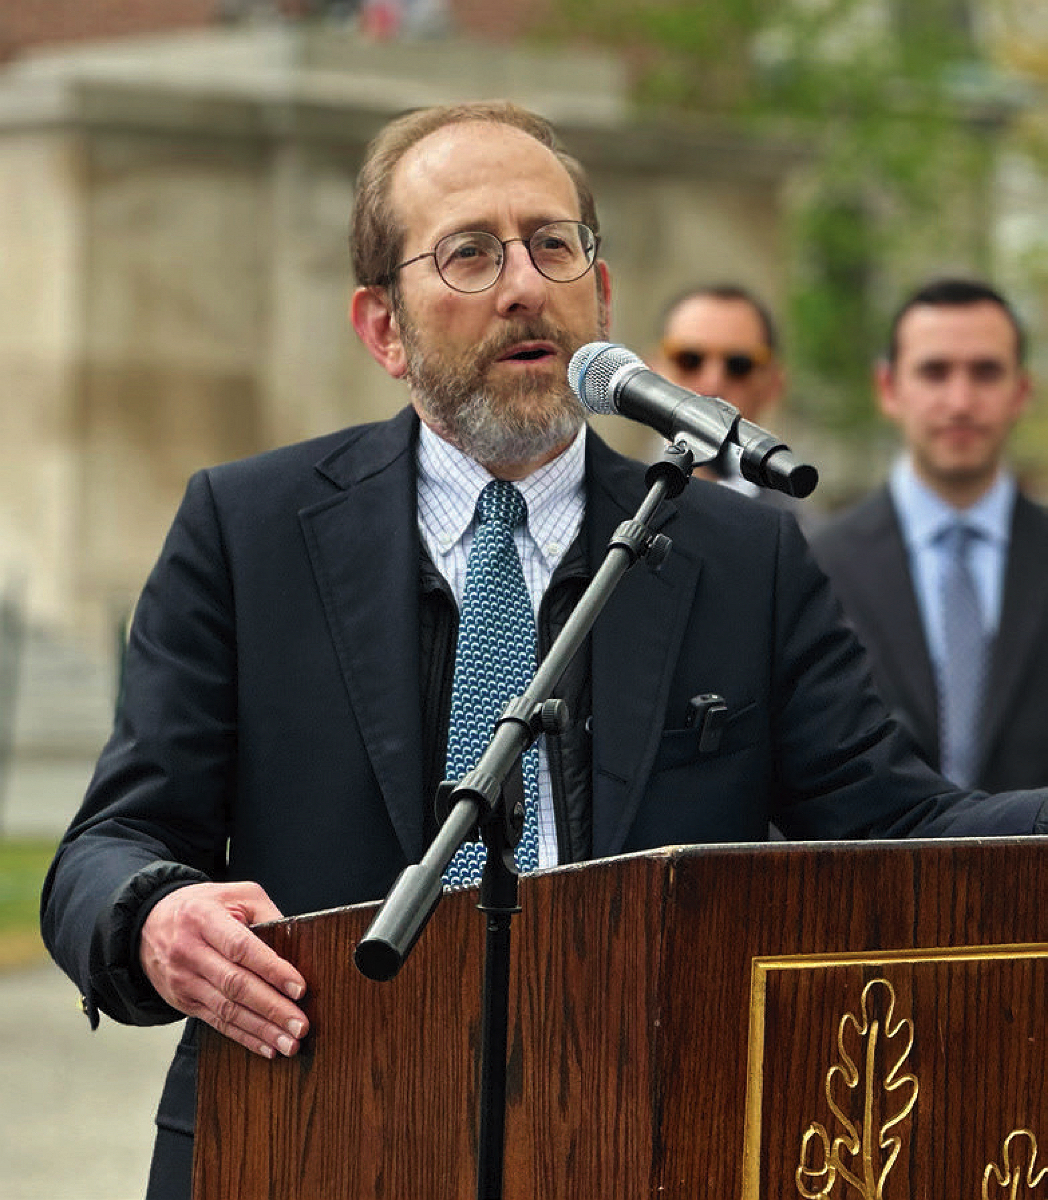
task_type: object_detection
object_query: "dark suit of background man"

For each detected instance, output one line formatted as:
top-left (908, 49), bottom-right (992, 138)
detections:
top-left (813, 277), bottom-right (1048, 792)
top-left (40, 108), bottom-right (1048, 1200)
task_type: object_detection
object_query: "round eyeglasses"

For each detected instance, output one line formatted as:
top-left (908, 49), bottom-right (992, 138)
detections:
top-left (385, 221), bottom-right (599, 294)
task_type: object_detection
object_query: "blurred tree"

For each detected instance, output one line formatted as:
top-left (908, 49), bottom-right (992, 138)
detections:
top-left (543, 0), bottom-right (1032, 451)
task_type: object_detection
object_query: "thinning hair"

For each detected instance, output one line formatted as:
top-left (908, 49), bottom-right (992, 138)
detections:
top-left (886, 277), bottom-right (1027, 366)
top-left (350, 100), bottom-right (600, 289)
top-left (659, 283), bottom-right (779, 354)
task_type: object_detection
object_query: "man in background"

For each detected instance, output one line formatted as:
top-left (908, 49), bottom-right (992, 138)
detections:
top-left (812, 277), bottom-right (1048, 791)
top-left (650, 283), bottom-right (786, 490)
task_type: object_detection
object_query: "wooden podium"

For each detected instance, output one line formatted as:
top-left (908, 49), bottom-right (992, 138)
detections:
top-left (194, 839), bottom-right (1048, 1198)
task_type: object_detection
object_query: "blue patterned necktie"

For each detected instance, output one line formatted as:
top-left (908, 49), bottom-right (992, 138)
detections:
top-left (936, 520), bottom-right (989, 788)
top-left (442, 480), bottom-right (541, 887)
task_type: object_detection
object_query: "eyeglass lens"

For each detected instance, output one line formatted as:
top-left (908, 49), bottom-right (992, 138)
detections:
top-left (670, 348), bottom-right (761, 379)
top-left (434, 222), bottom-right (596, 292)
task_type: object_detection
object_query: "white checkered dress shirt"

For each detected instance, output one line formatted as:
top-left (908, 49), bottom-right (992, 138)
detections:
top-left (416, 421), bottom-right (587, 868)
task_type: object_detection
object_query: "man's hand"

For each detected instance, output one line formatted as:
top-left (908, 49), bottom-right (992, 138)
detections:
top-left (140, 881), bottom-right (309, 1059)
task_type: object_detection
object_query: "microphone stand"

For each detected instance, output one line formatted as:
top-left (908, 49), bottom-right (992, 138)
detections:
top-left (354, 440), bottom-right (701, 1200)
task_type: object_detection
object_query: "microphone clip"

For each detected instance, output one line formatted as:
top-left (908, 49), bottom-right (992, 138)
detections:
top-left (644, 438), bottom-right (703, 498)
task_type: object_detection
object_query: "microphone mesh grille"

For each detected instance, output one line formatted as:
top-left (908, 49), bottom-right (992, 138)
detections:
top-left (567, 342), bottom-right (642, 414)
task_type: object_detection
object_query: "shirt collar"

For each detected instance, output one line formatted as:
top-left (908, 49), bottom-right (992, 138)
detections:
top-left (416, 420), bottom-right (587, 564)
top-left (889, 455), bottom-right (1016, 549)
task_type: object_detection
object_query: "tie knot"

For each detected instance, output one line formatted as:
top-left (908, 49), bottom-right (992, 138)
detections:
top-left (476, 480), bottom-right (527, 530)
top-left (940, 519), bottom-right (979, 558)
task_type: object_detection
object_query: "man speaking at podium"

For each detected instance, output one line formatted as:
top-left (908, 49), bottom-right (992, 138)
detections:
top-left (41, 101), bottom-right (1048, 1200)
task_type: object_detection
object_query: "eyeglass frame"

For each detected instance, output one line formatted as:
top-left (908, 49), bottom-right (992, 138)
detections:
top-left (660, 340), bottom-right (773, 380)
top-left (381, 221), bottom-right (601, 294)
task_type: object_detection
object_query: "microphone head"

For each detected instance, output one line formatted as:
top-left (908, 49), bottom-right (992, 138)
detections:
top-left (568, 342), bottom-right (643, 415)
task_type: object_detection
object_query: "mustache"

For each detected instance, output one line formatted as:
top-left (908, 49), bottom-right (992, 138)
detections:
top-left (476, 320), bottom-right (579, 364)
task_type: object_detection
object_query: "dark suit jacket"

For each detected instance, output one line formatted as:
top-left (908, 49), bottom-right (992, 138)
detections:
top-left (812, 484), bottom-right (1048, 791)
top-left (40, 410), bottom-right (1047, 1198)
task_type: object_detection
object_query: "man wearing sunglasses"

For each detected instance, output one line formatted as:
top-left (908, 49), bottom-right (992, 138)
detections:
top-left (41, 106), bottom-right (1048, 1200)
top-left (651, 283), bottom-right (785, 490)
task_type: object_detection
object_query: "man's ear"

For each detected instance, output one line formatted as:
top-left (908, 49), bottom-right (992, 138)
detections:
top-left (596, 260), bottom-right (613, 339)
top-left (874, 358), bottom-right (900, 420)
top-left (1013, 367), bottom-right (1033, 419)
top-left (761, 361), bottom-right (786, 417)
top-left (350, 286), bottom-right (407, 379)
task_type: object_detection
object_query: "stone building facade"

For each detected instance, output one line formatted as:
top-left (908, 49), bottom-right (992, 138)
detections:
top-left (0, 27), bottom-right (804, 651)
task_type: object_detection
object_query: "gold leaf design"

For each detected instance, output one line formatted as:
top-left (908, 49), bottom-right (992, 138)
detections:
top-left (796, 979), bottom-right (918, 1199)
top-left (984, 1131), bottom-right (1048, 1198)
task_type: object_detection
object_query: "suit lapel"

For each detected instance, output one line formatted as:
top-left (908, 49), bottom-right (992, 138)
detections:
top-left (857, 493), bottom-right (940, 757)
top-left (981, 494), bottom-right (1048, 771)
top-left (585, 440), bottom-right (702, 858)
top-left (298, 409), bottom-right (427, 863)
top-left (293, 417), bottom-right (710, 864)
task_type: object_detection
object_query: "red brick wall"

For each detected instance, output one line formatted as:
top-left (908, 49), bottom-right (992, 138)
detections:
top-left (447, 0), bottom-right (550, 41)
top-left (0, 0), bottom-right (223, 61)
top-left (0, 0), bottom-right (553, 64)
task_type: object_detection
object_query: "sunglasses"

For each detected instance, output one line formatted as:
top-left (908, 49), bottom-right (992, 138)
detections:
top-left (661, 341), bottom-right (772, 380)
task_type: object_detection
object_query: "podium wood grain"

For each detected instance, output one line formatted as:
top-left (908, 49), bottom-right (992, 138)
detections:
top-left (194, 839), bottom-right (1048, 1198)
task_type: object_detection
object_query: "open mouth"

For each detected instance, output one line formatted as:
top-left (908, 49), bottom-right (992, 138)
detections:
top-left (499, 343), bottom-right (557, 363)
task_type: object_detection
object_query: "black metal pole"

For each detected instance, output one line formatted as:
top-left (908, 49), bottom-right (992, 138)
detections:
top-left (475, 846), bottom-right (519, 1200)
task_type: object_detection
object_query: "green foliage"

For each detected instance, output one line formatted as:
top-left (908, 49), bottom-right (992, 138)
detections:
top-left (0, 837), bottom-right (55, 941)
top-left (545, 0), bottom-right (1015, 436)
top-left (790, 197), bottom-right (879, 432)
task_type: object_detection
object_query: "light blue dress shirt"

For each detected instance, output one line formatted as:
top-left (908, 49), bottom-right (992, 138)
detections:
top-left (888, 457), bottom-right (1015, 672)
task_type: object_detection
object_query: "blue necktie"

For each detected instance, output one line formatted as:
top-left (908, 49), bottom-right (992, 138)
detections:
top-left (936, 521), bottom-right (989, 788)
top-left (442, 481), bottom-right (541, 888)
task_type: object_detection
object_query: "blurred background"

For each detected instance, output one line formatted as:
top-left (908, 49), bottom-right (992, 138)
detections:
top-left (2, 1), bottom-right (1048, 1194)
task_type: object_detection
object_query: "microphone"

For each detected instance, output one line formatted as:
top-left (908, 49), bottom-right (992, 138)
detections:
top-left (568, 341), bottom-right (818, 498)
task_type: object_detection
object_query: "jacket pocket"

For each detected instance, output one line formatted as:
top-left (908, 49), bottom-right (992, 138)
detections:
top-left (652, 701), bottom-right (759, 771)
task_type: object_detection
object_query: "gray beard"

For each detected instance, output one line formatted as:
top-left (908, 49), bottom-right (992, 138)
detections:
top-left (400, 317), bottom-right (588, 471)
top-left (420, 383), bottom-right (585, 470)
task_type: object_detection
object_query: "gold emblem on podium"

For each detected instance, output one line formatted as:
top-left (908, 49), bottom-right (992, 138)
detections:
top-left (795, 978), bottom-right (918, 1199)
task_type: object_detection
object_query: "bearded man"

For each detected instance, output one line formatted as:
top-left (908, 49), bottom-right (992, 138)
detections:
top-left (41, 104), bottom-right (1048, 1200)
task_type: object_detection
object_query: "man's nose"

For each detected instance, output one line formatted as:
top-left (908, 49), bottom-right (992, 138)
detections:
top-left (494, 241), bottom-right (547, 315)
top-left (690, 359), bottom-right (727, 397)
top-left (943, 368), bottom-right (977, 410)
